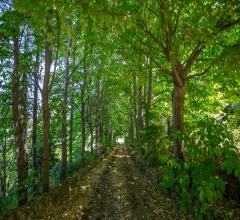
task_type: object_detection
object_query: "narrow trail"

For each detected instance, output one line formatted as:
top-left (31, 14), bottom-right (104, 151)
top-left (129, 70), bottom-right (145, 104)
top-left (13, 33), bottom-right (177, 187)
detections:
top-left (5, 146), bottom-right (187, 220)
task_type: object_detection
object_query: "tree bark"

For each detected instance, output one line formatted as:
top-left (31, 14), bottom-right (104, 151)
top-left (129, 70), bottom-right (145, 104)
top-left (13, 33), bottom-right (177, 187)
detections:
top-left (32, 52), bottom-right (39, 194)
top-left (133, 73), bottom-right (139, 146)
top-left (69, 91), bottom-right (73, 164)
top-left (12, 34), bottom-right (28, 205)
top-left (1, 131), bottom-right (7, 198)
top-left (61, 39), bottom-right (71, 181)
top-left (99, 87), bottom-right (104, 145)
top-left (69, 51), bottom-right (75, 164)
top-left (42, 20), bottom-right (52, 192)
top-left (146, 63), bottom-right (153, 127)
top-left (90, 123), bottom-right (94, 152)
top-left (95, 77), bottom-right (100, 154)
top-left (81, 55), bottom-right (87, 163)
top-left (138, 84), bottom-right (143, 131)
top-left (109, 122), bottom-right (113, 146)
top-left (22, 28), bottom-right (30, 182)
top-left (172, 83), bottom-right (185, 161)
top-left (172, 63), bottom-right (186, 161)
top-left (129, 96), bottom-right (134, 145)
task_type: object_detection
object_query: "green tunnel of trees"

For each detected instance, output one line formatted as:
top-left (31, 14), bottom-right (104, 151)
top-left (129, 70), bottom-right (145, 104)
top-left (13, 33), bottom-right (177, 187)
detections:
top-left (0, 0), bottom-right (240, 217)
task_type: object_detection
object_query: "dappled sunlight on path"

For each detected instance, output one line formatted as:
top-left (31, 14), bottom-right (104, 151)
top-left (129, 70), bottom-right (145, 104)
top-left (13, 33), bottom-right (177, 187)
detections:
top-left (4, 146), bottom-right (188, 220)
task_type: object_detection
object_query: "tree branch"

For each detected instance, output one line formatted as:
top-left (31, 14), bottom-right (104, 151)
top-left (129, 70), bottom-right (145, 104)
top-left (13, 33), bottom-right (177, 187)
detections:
top-left (184, 42), bottom-right (204, 72)
top-left (127, 40), bottom-right (172, 77)
top-left (49, 12), bottom-right (61, 91)
top-left (138, 22), bottom-right (165, 50)
top-left (68, 51), bottom-right (89, 81)
top-left (216, 18), bottom-right (240, 32)
top-left (173, 63), bottom-right (184, 86)
top-left (173, 7), bottom-right (181, 35)
top-left (77, 1), bottom-right (129, 16)
top-left (186, 64), bottom-right (212, 80)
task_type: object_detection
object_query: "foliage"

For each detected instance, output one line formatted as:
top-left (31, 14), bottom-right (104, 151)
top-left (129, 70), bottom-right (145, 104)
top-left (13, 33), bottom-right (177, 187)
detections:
top-left (0, 0), bottom-right (240, 218)
top-left (140, 116), bottom-right (239, 218)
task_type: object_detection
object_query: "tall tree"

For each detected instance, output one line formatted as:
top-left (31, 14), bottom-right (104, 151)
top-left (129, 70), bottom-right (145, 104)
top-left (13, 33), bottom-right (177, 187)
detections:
top-left (61, 39), bottom-right (71, 181)
top-left (69, 89), bottom-right (74, 164)
top-left (81, 53), bottom-right (87, 163)
top-left (32, 51), bottom-right (39, 194)
top-left (42, 18), bottom-right (52, 192)
top-left (146, 59), bottom-right (153, 127)
top-left (12, 30), bottom-right (28, 205)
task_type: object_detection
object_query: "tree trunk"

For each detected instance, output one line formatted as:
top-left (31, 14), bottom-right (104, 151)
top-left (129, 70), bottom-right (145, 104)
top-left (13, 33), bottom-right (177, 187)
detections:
top-left (42, 21), bottom-right (51, 192)
top-left (90, 123), bottom-right (94, 152)
top-left (81, 53), bottom-right (87, 162)
top-left (143, 83), bottom-right (147, 126)
top-left (95, 125), bottom-right (100, 154)
top-left (167, 117), bottom-right (171, 136)
top-left (172, 82), bottom-right (185, 161)
top-left (100, 116), bottom-right (103, 144)
top-left (95, 77), bottom-right (100, 154)
top-left (12, 34), bottom-right (28, 205)
top-left (61, 39), bottom-right (71, 181)
top-left (133, 73), bottom-right (139, 146)
top-left (146, 64), bottom-right (153, 126)
top-left (32, 52), bottom-right (39, 194)
top-left (81, 77), bottom-right (86, 163)
top-left (109, 122), bottom-right (112, 146)
top-left (138, 84), bottom-right (143, 131)
top-left (1, 132), bottom-right (7, 198)
top-left (69, 91), bottom-right (73, 164)
top-left (22, 28), bottom-right (30, 184)
top-left (99, 85), bottom-right (104, 145)
top-left (129, 96), bottom-right (134, 145)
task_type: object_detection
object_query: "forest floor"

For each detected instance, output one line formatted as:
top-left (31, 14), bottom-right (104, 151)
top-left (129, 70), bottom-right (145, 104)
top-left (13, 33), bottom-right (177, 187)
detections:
top-left (5, 145), bottom-right (188, 220)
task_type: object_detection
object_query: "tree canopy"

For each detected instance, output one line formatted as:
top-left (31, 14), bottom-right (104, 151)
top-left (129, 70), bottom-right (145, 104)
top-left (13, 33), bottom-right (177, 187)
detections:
top-left (0, 0), bottom-right (240, 218)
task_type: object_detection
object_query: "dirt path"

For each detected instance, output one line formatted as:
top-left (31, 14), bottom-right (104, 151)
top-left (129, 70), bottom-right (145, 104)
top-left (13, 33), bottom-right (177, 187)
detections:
top-left (82, 146), bottom-right (186, 220)
top-left (5, 146), bottom-right (188, 220)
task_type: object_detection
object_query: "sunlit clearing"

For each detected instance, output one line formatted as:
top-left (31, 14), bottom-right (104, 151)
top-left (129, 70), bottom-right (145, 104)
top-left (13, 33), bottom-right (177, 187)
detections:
top-left (117, 137), bottom-right (124, 144)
